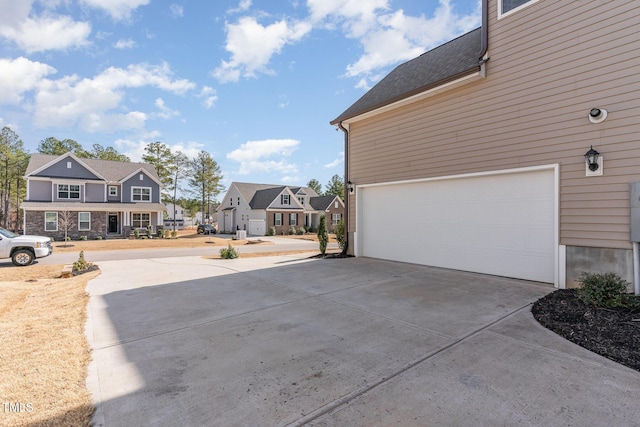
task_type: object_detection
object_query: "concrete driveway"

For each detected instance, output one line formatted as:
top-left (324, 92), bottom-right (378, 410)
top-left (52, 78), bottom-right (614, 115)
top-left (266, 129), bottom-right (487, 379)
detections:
top-left (86, 255), bottom-right (640, 426)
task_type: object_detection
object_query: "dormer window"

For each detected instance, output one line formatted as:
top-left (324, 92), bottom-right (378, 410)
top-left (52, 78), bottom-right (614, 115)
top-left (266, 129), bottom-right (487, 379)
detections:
top-left (67, 161), bottom-right (72, 169)
top-left (109, 186), bottom-right (118, 196)
top-left (298, 197), bottom-right (305, 205)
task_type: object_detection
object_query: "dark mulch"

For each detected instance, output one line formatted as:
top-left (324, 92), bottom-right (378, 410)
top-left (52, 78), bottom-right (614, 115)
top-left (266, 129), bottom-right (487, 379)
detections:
top-left (72, 264), bottom-right (100, 276)
top-left (532, 289), bottom-right (640, 371)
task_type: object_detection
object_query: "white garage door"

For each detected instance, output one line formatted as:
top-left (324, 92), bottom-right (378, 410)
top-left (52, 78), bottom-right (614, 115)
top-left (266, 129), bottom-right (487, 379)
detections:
top-left (358, 168), bottom-right (556, 283)
top-left (249, 220), bottom-right (266, 236)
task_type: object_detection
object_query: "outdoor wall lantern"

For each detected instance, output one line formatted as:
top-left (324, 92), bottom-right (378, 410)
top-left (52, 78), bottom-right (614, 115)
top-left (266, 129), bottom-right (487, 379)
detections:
top-left (588, 108), bottom-right (608, 124)
top-left (347, 180), bottom-right (355, 194)
top-left (585, 146), bottom-right (603, 176)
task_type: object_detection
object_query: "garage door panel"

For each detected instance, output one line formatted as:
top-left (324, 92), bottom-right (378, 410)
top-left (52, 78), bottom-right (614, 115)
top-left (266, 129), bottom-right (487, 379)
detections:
top-left (359, 169), bottom-right (555, 283)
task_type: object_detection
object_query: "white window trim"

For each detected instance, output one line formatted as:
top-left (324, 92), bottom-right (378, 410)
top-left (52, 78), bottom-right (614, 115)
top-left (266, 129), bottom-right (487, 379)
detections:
top-left (57, 183), bottom-right (81, 200)
top-left (497, 0), bottom-right (540, 19)
top-left (78, 212), bottom-right (91, 231)
top-left (131, 186), bottom-right (152, 202)
top-left (281, 194), bottom-right (290, 205)
top-left (45, 212), bottom-right (58, 231)
top-left (132, 212), bottom-right (151, 228)
top-left (289, 213), bottom-right (297, 226)
top-left (109, 186), bottom-right (118, 196)
top-left (275, 213), bottom-right (282, 226)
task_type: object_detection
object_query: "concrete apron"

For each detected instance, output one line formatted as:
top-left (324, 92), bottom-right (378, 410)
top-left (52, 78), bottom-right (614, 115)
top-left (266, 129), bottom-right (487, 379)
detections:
top-left (85, 255), bottom-right (640, 426)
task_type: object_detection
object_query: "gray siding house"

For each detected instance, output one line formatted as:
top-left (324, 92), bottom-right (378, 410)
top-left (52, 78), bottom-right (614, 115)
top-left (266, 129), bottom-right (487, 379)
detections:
top-left (218, 182), bottom-right (345, 235)
top-left (331, 0), bottom-right (640, 290)
top-left (22, 152), bottom-right (165, 240)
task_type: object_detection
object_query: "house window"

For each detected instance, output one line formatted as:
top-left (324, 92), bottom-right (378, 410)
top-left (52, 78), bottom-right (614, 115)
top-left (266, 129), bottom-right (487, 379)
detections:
top-left (58, 184), bottom-right (80, 199)
top-left (109, 186), bottom-right (118, 196)
top-left (281, 194), bottom-right (290, 205)
top-left (298, 197), bottom-right (305, 205)
top-left (132, 187), bottom-right (151, 202)
top-left (275, 213), bottom-right (282, 226)
top-left (45, 212), bottom-right (58, 231)
top-left (78, 212), bottom-right (91, 231)
top-left (335, 201), bottom-right (339, 208)
top-left (237, 197), bottom-right (240, 206)
top-left (139, 174), bottom-right (144, 181)
top-left (132, 213), bottom-right (150, 228)
top-left (67, 161), bottom-right (72, 169)
top-left (289, 213), bottom-right (297, 226)
top-left (230, 198), bottom-right (233, 206)
top-left (332, 213), bottom-right (342, 225)
top-left (499, 0), bottom-right (538, 17)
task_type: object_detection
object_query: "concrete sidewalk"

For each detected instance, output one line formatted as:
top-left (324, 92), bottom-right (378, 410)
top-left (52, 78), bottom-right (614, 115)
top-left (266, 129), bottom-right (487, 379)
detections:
top-left (85, 255), bottom-right (640, 426)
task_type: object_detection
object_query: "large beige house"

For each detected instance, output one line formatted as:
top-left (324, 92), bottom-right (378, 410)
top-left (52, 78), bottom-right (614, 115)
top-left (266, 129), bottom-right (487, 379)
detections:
top-left (331, 0), bottom-right (640, 290)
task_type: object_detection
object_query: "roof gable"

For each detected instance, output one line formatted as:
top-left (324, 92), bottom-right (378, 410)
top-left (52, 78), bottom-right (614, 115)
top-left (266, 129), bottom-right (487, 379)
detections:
top-left (310, 195), bottom-right (343, 211)
top-left (27, 152), bottom-right (105, 181)
top-left (331, 28), bottom-right (482, 124)
top-left (26, 153), bottom-right (162, 183)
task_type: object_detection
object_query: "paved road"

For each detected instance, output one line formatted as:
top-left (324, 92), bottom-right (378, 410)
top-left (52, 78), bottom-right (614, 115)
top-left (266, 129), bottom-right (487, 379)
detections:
top-left (86, 255), bottom-right (640, 426)
top-left (0, 236), bottom-right (336, 267)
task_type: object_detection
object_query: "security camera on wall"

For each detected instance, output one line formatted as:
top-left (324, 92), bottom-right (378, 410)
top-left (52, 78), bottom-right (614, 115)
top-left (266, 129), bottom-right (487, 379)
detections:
top-left (588, 108), bottom-right (608, 124)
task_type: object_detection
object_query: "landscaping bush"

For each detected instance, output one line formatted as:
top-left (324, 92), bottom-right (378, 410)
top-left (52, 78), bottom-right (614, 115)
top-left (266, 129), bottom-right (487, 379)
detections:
top-left (164, 229), bottom-right (171, 239)
top-left (297, 227), bottom-right (305, 235)
top-left (171, 231), bottom-right (177, 239)
top-left (220, 244), bottom-right (239, 259)
top-left (334, 219), bottom-right (346, 251)
top-left (95, 235), bottom-right (103, 240)
top-left (317, 214), bottom-right (328, 256)
top-left (80, 235), bottom-right (87, 241)
top-left (577, 272), bottom-right (632, 308)
top-left (267, 226), bottom-right (276, 236)
top-left (288, 227), bottom-right (296, 235)
top-left (73, 251), bottom-right (92, 272)
top-left (133, 229), bottom-right (140, 239)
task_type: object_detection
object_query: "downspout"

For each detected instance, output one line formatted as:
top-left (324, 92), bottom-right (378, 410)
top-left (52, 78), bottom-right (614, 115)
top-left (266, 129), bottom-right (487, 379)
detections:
top-left (478, 0), bottom-right (489, 62)
top-left (338, 121), bottom-right (349, 255)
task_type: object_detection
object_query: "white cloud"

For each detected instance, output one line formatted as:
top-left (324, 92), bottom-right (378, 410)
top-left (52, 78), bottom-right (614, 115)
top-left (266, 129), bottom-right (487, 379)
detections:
top-left (152, 98), bottom-right (180, 120)
top-left (213, 17), bottom-right (311, 83)
top-left (0, 0), bottom-right (91, 53)
top-left (80, 0), bottom-right (151, 21)
top-left (170, 4), bottom-right (184, 18)
top-left (324, 151), bottom-right (344, 169)
top-left (227, 139), bottom-right (299, 175)
top-left (33, 62), bottom-right (195, 132)
top-left (117, 136), bottom-right (204, 162)
top-left (198, 86), bottom-right (218, 109)
top-left (0, 57), bottom-right (57, 104)
top-left (114, 38), bottom-right (136, 49)
top-left (227, 0), bottom-right (252, 14)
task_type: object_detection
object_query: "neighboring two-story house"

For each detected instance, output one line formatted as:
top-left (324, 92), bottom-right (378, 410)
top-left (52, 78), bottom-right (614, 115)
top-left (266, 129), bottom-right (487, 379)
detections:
top-left (218, 182), bottom-right (345, 235)
top-left (21, 152), bottom-right (165, 240)
top-left (331, 0), bottom-right (640, 290)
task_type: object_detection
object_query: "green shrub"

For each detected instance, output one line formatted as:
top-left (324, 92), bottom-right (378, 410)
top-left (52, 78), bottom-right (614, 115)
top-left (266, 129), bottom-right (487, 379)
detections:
top-left (73, 251), bottom-right (93, 272)
top-left (267, 226), bottom-right (276, 236)
top-left (334, 219), bottom-right (346, 251)
top-left (171, 230), bottom-right (177, 239)
top-left (65, 236), bottom-right (71, 242)
top-left (220, 244), bottom-right (239, 259)
top-left (317, 214), bottom-right (328, 256)
top-left (95, 235), bottom-right (103, 240)
top-left (297, 227), bottom-right (305, 235)
top-left (133, 229), bottom-right (140, 239)
top-left (577, 272), bottom-right (631, 308)
top-left (164, 229), bottom-right (171, 239)
top-left (288, 226), bottom-right (296, 235)
top-left (80, 235), bottom-right (87, 241)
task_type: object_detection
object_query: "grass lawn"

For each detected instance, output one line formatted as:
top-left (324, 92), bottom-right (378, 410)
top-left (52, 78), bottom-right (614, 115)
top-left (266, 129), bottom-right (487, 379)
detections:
top-left (0, 229), bottom-right (336, 426)
top-left (0, 264), bottom-right (97, 427)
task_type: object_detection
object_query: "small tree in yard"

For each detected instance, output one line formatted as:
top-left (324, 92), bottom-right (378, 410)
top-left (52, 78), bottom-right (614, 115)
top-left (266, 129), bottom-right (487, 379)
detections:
top-left (58, 211), bottom-right (74, 247)
top-left (317, 214), bottom-right (328, 256)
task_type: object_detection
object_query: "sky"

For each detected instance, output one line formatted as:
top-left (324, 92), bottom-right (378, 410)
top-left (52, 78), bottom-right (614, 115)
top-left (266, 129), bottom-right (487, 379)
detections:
top-left (0, 0), bottom-right (481, 195)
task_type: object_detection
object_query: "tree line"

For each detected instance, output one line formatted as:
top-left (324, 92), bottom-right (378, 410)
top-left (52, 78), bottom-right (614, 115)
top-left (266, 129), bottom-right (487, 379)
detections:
top-left (0, 127), bottom-right (224, 231)
top-left (307, 175), bottom-right (345, 200)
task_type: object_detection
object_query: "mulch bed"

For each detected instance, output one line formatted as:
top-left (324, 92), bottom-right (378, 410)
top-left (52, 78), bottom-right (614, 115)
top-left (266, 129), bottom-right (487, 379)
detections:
top-left (532, 289), bottom-right (640, 371)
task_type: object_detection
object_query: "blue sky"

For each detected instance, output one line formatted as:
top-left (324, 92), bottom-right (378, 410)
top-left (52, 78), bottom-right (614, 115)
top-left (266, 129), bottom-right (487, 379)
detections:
top-left (0, 0), bottom-right (480, 194)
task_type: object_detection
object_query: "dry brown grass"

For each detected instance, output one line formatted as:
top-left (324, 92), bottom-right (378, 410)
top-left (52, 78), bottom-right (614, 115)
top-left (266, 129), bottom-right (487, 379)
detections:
top-left (0, 266), bottom-right (98, 426)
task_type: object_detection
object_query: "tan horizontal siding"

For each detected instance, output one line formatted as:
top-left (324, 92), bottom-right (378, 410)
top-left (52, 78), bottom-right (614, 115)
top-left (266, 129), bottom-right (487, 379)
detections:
top-left (347, 0), bottom-right (640, 249)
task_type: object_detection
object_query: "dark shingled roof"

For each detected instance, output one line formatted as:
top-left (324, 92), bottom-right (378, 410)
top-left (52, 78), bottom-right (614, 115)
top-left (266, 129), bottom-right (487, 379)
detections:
top-left (330, 27), bottom-right (482, 124)
top-left (309, 195), bottom-right (338, 211)
top-left (249, 186), bottom-right (288, 210)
